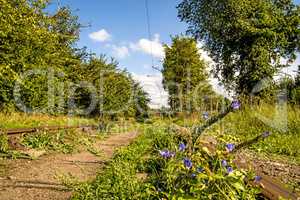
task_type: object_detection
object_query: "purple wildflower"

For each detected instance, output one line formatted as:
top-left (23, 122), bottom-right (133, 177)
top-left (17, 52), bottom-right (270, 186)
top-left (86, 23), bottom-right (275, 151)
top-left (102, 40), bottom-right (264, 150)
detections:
top-left (221, 160), bottom-right (228, 167)
top-left (183, 158), bottom-right (193, 169)
top-left (254, 176), bottom-right (262, 182)
top-left (226, 143), bottom-right (235, 152)
top-left (159, 150), bottom-right (175, 159)
top-left (191, 173), bottom-right (197, 178)
top-left (179, 143), bottom-right (186, 152)
top-left (202, 112), bottom-right (209, 120)
top-left (231, 100), bottom-right (241, 110)
top-left (262, 131), bottom-right (271, 138)
top-left (227, 166), bottom-right (233, 174)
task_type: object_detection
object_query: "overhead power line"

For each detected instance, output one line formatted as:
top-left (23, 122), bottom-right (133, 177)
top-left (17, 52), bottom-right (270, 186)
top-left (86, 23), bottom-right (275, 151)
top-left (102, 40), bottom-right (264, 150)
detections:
top-left (145, 0), bottom-right (162, 72)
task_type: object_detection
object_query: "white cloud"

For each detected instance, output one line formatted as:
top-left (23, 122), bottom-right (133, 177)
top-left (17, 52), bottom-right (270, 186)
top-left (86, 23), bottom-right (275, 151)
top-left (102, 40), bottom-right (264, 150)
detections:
top-left (130, 34), bottom-right (165, 59)
top-left (111, 45), bottom-right (130, 59)
top-left (132, 73), bottom-right (168, 109)
top-left (89, 29), bottom-right (111, 42)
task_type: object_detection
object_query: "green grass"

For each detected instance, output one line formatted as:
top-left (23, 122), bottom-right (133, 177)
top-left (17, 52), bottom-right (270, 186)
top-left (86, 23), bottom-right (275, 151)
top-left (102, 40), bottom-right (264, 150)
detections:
top-left (72, 125), bottom-right (156, 200)
top-left (0, 112), bottom-right (101, 156)
top-left (71, 124), bottom-right (260, 200)
top-left (203, 104), bottom-right (300, 163)
top-left (0, 112), bottom-right (98, 129)
top-left (0, 112), bottom-right (141, 158)
top-left (20, 129), bottom-right (106, 155)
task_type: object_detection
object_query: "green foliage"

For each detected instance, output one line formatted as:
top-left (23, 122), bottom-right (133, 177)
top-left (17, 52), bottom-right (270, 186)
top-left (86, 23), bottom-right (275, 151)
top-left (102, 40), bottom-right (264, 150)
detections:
top-left (69, 56), bottom-right (150, 119)
top-left (162, 36), bottom-right (218, 112)
top-left (0, 112), bottom-right (98, 129)
top-left (72, 125), bottom-right (260, 199)
top-left (0, 0), bottom-right (81, 112)
top-left (0, 1), bottom-right (150, 119)
top-left (0, 134), bottom-right (9, 153)
top-left (178, 0), bottom-right (300, 95)
top-left (72, 127), bottom-right (156, 200)
top-left (204, 104), bottom-right (300, 163)
top-left (21, 130), bottom-right (97, 154)
top-left (143, 145), bottom-right (258, 199)
top-left (133, 83), bottom-right (151, 121)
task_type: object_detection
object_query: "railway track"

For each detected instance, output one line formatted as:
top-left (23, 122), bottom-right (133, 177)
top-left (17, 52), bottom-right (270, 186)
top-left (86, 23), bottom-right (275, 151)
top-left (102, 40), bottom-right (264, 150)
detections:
top-left (189, 105), bottom-right (300, 200)
top-left (235, 156), bottom-right (299, 200)
top-left (0, 124), bottom-right (299, 199)
top-left (0, 124), bottom-right (98, 136)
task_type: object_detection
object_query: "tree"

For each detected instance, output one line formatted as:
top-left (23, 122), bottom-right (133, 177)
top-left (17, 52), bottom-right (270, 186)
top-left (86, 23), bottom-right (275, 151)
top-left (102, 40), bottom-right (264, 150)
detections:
top-left (70, 56), bottom-right (150, 119)
top-left (0, 0), bottom-right (82, 112)
top-left (162, 36), bottom-right (214, 112)
top-left (178, 0), bottom-right (300, 95)
top-left (291, 66), bottom-right (300, 104)
top-left (133, 82), bottom-right (151, 121)
top-left (296, 66), bottom-right (300, 87)
top-left (0, 0), bottom-right (151, 119)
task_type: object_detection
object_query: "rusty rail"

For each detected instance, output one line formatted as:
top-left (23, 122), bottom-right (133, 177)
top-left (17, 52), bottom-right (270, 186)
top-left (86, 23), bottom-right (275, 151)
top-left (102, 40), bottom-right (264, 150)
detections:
top-left (230, 133), bottom-right (299, 199)
top-left (257, 175), bottom-right (299, 200)
top-left (0, 125), bottom-right (98, 135)
top-left (235, 158), bottom-right (299, 200)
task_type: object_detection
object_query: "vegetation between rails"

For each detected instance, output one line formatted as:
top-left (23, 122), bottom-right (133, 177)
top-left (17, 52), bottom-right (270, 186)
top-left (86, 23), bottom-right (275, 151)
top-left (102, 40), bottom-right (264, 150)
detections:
top-left (71, 125), bottom-right (261, 200)
top-left (21, 130), bottom-right (102, 155)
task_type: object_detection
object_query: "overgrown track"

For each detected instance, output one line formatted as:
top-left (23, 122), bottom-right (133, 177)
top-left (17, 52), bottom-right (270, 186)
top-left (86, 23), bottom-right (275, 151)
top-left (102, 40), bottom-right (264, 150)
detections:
top-left (0, 125), bottom-right (98, 136)
top-left (191, 106), bottom-right (299, 200)
top-left (1, 123), bottom-right (299, 199)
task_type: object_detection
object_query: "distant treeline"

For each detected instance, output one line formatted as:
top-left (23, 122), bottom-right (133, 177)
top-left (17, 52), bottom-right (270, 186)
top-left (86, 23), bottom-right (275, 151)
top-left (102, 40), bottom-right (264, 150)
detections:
top-left (0, 0), bottom-right (150, 119)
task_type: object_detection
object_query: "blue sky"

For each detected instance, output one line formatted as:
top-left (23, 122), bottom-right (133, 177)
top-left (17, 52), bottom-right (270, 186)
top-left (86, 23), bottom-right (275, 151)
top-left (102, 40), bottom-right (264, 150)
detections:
top-left (48, 0), bottom-right (300, 108)
top-left (49, 0), bottom-right (300, 76)
top-left (47, 0), bottom-right (189, 107)
top-left (49, 0), bottom-right (187, 75)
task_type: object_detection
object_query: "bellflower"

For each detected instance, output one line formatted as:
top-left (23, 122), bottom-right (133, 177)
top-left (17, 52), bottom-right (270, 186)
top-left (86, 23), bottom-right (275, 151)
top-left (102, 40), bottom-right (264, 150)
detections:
top-left (231, 100), bottom-right (241, 110)
top-left (221, 160), bottom-right (228, 167)
top-left (226, 143), bottom-right (235, 152)
top-left (183, 158), bottom-right (193, 169)
top-left (179, 143), bottom-right (186, 152)
top-left (227, 166), bottom-right (233, 174)
top-left (159, 150), bottom-right (175, 159)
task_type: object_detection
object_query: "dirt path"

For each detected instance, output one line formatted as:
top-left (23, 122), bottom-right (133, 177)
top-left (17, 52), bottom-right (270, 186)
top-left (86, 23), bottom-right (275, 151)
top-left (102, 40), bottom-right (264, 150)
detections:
top-left (0, 132), bottom-right (138, 200)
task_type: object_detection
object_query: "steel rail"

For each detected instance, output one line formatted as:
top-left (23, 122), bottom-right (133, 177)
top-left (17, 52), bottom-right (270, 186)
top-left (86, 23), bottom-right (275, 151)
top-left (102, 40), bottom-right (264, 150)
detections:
top-left (0, 125), bottom-right (98, 135)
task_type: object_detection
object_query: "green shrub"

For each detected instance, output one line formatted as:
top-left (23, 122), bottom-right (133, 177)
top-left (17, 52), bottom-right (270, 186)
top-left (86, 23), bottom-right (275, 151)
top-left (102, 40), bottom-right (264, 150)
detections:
top-left (0, 133), bottom-right (9, 153)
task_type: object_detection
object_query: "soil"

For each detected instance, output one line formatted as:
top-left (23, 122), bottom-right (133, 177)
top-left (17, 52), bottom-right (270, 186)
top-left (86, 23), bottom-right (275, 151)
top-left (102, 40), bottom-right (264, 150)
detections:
top-left (0, 131), bottom-right (138, 200)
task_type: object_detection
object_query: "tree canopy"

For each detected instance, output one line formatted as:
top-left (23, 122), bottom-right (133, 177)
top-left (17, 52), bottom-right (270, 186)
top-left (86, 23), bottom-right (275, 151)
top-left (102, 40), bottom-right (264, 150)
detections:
top-left (178, 0), bottom-right (300, 95)
top-left (162, 36), bottom-right (219, 112)
top-left (0, 0), bottom-right (150, 119)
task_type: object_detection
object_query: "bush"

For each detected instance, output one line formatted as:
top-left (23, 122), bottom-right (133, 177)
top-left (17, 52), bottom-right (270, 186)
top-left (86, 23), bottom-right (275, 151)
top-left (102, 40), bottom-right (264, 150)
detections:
top-left (0, 133), bottom-right (9, 153)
